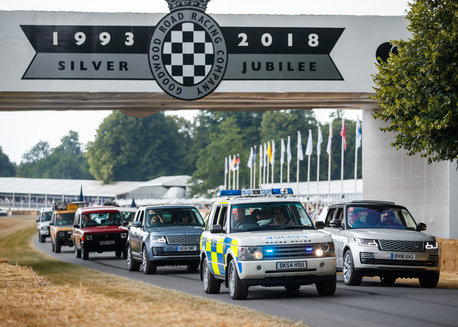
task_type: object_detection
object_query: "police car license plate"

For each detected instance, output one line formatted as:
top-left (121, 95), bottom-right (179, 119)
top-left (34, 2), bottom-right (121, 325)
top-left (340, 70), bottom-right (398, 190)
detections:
top-left (100, 240), bottom-right (115, 245)
top-left (177, 245), bottom-right (197, 251)
top-left (391, 253), bottom-right (415, 260)
top-left (276, 261), bottom-right (307, 270)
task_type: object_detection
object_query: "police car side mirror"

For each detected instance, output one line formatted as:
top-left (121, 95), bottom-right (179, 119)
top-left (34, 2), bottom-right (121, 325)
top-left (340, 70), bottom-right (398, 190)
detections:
top-left (417, 223), bottom-right (427, 231)
top-left (329, 219), bottom-right (342, 228)
top-left (315, 221), bottom-right (325, 229)
top-left (210, 225), bottom-right (224, 234)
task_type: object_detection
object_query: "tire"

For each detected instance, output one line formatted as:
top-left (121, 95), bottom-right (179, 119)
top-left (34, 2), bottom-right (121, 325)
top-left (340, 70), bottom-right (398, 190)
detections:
top-left (55, 240), bottom-right (61, 253)
top-left (284, 283), bottom-right (301, 291)
top-left (380, 275), bottom-right (397, 285)
top-left (202, 257), bottom-right (221, 294)
top-left (38, 233), bottom-right (45, 243)
top-left (81, 246), bottom-right (89, 260)
top-left (343, 250), bottom-right (362, 286)
top-left (115, 250), bottom-right (122, 258)
top-left (187, 263), bottom-right (199, 271)
top-left (75, 245), bottom-right (81, 258)
top-left (316, 275), bottom-right (337, 296)
top-left (142, 246), bottom-right (156, 274)
top-left (419, 271), bottom-right (440, 288)
top-left (228, 260), bottom-right (248, 300)
top-left (122, 248), bottom-right (128, 259)
top-left (51, 239), bottom-right (55, 252)
top-left (127, 245), bottom-right (140, 272)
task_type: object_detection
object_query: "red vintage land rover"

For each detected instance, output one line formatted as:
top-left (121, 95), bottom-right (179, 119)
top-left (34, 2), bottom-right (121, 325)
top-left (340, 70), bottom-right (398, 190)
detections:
top-left (72, 206), bottom-right (128, 260)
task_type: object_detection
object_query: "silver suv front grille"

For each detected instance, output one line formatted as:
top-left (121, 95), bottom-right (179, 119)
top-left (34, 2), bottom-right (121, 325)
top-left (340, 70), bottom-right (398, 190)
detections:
top-left (166, 234), bottom-right (201, 245)
top-left (379, 240), bottom-right (424, 252)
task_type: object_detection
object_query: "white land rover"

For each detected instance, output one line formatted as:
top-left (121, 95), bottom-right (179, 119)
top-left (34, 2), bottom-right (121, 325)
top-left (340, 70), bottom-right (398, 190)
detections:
top-left (200, 188), bottom-right (336, 300)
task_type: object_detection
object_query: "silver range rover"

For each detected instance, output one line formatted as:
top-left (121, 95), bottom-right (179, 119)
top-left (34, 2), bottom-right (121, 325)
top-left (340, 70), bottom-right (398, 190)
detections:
top-left (317, 200), bottom-right (440, 288)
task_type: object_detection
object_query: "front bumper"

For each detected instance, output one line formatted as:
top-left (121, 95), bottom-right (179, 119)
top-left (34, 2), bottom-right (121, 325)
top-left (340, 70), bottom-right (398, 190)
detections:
top-left (82, 239), bottom-right (127, 253)
top-left (237, 257), bottom-right (336, 283)
top-left (147, 244), bottom-right (200, 266)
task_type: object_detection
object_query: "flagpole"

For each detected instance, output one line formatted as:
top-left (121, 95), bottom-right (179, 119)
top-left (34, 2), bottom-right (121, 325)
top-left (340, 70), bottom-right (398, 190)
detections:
top-left (317, 151), bottom-right (320, 201)
top-left (253, 146), bottom-right (256, 189)
top-left (236, 153), bottom-right (240, 190)
top-left (341, 120), bottom-right (345, 198)
top-left (271, 140), bottom-right (275, 185)
top-left (259, 144), bottom-right (262, 188)
top-left (228, 156), bottom-right (231, 189)
top-left (354, 137), bottom-right (358, 195)
top-left (224, 156), bottom-right (227, 189)
top-left (354, 116), bottom-right (360, 195)
top-left (233, 155), bottom-right (236, 190)
top-left (287, 136), bottom-right (291, 185)
top-left (266, 142), bottom-right (270, 187)
top-left (327, 123), bottom-right (332, 203)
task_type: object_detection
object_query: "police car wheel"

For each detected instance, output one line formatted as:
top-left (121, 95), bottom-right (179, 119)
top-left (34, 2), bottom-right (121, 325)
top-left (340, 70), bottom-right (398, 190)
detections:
top-left (142, 246), bottom-right (156, 274)
top-left (316, 275), bottom-right (337, 296)
top-left (202, 257), bottom-right (220, 294)
top-left (228, 260), bottom-right (248, 300)
top-left (343, 250), bottom-right (362, 286)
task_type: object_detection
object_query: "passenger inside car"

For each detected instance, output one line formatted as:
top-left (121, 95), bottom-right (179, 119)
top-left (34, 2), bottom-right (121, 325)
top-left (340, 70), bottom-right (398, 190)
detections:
top-left (380, 211), bottom-right (403, 227)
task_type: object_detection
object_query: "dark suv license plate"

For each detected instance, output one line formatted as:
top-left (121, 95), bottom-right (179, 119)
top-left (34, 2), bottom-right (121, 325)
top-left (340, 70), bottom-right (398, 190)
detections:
top-left (276, 261), bottom-right (307, 270)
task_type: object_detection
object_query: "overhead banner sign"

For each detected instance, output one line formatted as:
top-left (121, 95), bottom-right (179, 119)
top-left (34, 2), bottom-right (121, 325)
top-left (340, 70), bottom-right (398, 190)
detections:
top-left (21, 0), bottom-right (343, 100)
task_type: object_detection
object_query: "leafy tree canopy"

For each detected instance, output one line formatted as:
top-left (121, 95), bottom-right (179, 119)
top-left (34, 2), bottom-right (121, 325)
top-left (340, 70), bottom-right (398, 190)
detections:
top-left (0, 146), bottom-right (15, 177)
top-left (373, 0), bottom-right (458, 163)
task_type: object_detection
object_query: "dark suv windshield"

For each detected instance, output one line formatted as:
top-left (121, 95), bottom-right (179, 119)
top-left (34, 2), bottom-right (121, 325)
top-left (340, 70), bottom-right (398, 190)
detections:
top-left (145, 208), bottom-right (204, 228)
top-left (230, 202), bottom-right (313, 232)
top-left (346, 205), bottom-right (417, 230)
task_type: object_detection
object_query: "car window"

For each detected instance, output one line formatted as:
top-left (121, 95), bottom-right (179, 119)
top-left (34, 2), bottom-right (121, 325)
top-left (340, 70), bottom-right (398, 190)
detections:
top-left (55, 213), bottom-right (75, 226)
top-left (41, 211), bottom-right (52, 222)
top-left (324, 208), bottom-right (336, 226)
top-left (145, 208), bottom-right (204, 228)
top-left (81, 211), bottom-right (122, 227)
top-left (230, 202), bottom-right (313, 233)
top-left (219, 206), bottom-right (228, 232)
top-left (346, 205), bottom-right (417, 230)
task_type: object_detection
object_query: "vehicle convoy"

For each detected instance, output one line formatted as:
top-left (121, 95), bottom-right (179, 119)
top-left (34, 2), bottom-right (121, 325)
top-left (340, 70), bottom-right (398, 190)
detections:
top-left (49, 202), bottom-right (80, 253)
top-left (127, 205), bottom-right (205, 274)
top-left (36, 207), bottom-right (53, 242)
top-left (72, 206), bottom-right (129, 260)
top-left (201, 188), bottom-right (336, 300)
top-left (316, 200), bottom-right (440, 287)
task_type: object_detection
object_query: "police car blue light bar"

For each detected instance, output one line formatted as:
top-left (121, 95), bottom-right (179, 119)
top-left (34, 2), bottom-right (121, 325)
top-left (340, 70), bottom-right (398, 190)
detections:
top-left (218, 190), bottom-right (242, 196)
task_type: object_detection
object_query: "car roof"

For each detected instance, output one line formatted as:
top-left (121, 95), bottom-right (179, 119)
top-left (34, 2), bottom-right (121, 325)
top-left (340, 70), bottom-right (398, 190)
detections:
top-left (328, 200), bottom-right (402, 207)
top-left (139, 205), bottom-right (197, 209)
top-left (77, 206), bottom-right (120, 213)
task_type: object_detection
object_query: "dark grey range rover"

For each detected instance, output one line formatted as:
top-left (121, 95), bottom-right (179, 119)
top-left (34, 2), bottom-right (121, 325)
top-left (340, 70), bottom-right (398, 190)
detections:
top-left (127, 205), bottom-right (205, 274)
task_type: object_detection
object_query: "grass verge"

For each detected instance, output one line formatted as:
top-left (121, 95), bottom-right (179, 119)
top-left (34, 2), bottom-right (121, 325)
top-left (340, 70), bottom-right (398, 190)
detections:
top-left (0, 217), bottom-right (303, 327)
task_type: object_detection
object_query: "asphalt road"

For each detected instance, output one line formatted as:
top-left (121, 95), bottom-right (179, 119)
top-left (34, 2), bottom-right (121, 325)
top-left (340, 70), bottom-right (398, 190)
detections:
top-left (34, 237), bottom-right (458, 327)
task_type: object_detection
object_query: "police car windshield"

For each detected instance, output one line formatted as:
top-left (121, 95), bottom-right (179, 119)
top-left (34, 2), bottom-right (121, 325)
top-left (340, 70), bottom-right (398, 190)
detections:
top-left (346, 205), bottom-right (417, 230)
top-left (146, 208), bottom-right (204, 228)
top-left (82, 211), bottom-right (122, 227)
top-left (230, 202), bottom-right (313, 233)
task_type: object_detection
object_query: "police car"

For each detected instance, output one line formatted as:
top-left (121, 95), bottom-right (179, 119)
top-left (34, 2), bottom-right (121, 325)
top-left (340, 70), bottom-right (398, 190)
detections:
top-left (200, 188), bottom-right (336, 300)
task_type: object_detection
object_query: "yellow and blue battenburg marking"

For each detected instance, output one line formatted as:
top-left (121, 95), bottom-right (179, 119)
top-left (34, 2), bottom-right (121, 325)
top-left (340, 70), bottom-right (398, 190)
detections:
top-left (201, 236), bottom-right (239, 276)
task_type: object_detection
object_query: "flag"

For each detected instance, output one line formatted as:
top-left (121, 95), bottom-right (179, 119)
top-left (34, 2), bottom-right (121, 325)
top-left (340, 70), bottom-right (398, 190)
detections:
top-left (326, 123), bottom-right (333, 155)
top-left (229, 155), bottom-right (236, 171)
top-left (235, 154), bottom-right (241, 170)
top-left (305, 129), bottom-right (313, 156)
top-left (247, 147), bottom-right (253, 168)
top-left (341, 119), bottom-right (347, 151)
top-left (297, 131), bottom-right (304, 161)
top-left (252, 146), bottom-right (257, 168)
top-left (317, 126), bottom-right (323, 156)
top-left (78, 185), bottom-right (84, 202)
top-left (267, 142), bottom-right (272, 163)
top-left (280, 138), bottom-right (285, 165)
top-left (259, 144), bottom-right (263, 168)
top-left (225, 156), bottom-right (228, 174)
top-left (287, 136), bottom-right (292, 163)
top-left (271, 140), bottom-right (275, 165)
top-left (264, 143), bottom-right (268, 166)
top-left (356, 117), bottom-right (362, 149)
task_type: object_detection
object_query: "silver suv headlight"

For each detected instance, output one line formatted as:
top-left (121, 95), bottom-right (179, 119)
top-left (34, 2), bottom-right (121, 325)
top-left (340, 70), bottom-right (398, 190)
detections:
top-left (149, 235), bottom-right (167, 243)
top-left (356, 238), bottom-right (379, 247)
top-left (239, 246), bottom-right (263, 260)
top-left (425, 240), bottom-right (438, 249)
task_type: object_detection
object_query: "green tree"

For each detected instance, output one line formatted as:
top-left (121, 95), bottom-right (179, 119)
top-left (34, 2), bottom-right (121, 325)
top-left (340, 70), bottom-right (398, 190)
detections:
top-left (22, 141), bottom-right (51, 163)
top-left (0, 146), bottom-right (15, 177)
top-left (191, 117), bottom-right (245, 196)
top-left (373, 0), bottom-right (458, 163)
top-left (86, 111), bottom-right (191, 184)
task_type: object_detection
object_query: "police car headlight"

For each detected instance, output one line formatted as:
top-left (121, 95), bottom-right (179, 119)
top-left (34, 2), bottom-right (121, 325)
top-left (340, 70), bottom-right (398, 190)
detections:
top-left (239, 246), bottom-right (263, 260)
top-left (315, 242), bottom-right (335, 257)
top-left (150, 235), bottom-right (167, 243)
top-left (356, 238), bottom-right (379, 247)
top-left (425, 240), bottom-right (438, 250)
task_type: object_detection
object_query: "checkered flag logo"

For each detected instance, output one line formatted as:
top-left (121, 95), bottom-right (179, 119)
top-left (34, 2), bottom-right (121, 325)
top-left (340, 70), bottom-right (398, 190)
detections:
top-left (163, 22), bottom-right (214, 86)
